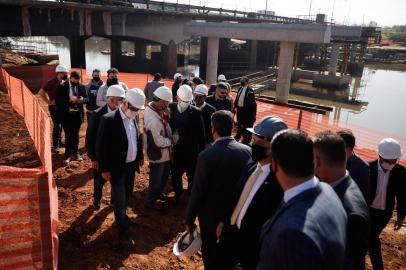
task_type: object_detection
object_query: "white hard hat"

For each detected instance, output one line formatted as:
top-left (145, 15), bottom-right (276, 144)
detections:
top-left (55, 65), bottom-right (69, 73)
top-left (378, 138), bottom-right (403, 159)
top-left (126, 88), bottom-right (146, 109)
top-left (177, 85), bottom-right (193, 102)
top-left (106, 85), bottom-right (126, 98)
top-left (173, 229), bottom-right (202, 257)
top-left (217, 74), bottom-right (226, 81)
top-left (194, 84), bottom-right (208, 96)
top-left (174, 73), bottom-right (183, 80)
top-left (153, 86), bottom-right (173, 102)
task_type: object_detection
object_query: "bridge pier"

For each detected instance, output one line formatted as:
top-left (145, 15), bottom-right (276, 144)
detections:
top-left (329, 43), bottom-right (340, 76)
top-left (350, 43), bottom-right (357, 62)
top-left (276, 42), bottom-right (295, 104)
top-left (162, 40), bottom-right (177, 77)
top-left (69, 36), bottom-right (86, 69)
top-left (135, 41), bottom-right (147, 62)
top-left (206, 37), bottom-right (220, 85)
top-left (248, 40), bottom-right (258, 70)
top-left (110, 37), bottom-right (121, 69)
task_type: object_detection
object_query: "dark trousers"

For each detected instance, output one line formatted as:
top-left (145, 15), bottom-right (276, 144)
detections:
top-left (49, 105), bottom-right (62, 148)
top-left (111, 162), bottom-right (137, 237)
top-left (200, 224), bottom-right (220, 270)
top-left (235, 121), bottom-right (253, 145)
top-left (93, 169), bottom-right (109, 205)
top-left (368, 208), bottom-right (392, 270)
top-left (147, 161), bottom-right (171, 203)
top-left (86, 110), bottom-right (94, 125)
top-left (61, 113), bottom-right (82, 159)
top-left (172, 150), bottom-right (197, 198)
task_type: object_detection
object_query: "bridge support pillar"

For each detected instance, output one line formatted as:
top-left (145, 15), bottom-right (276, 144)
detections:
top-left (248, 40), bottom-right (258, 70)
top-left (69, 36), bottom-right (86, 69)
top-left (163, 40), bottom-right (177, 77)
top-left (275, 42), bottom-right (295, 104)
top-left (111, 37), bottom-right (122, 69)
top-left (329, 43), bottom-right (341, 76)
top-left (206, 37), bottom-right (219, 85)
top-left (135, 42), bottom-right (147, 62)
top-left (350, 43), bottom-right (357, 62)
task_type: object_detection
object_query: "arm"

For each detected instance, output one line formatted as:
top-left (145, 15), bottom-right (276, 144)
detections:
top-left (148, 119), bottom-right (172, 148)
top-left (79, 85), bottom-right (89, 103)
top-left (96, 86), bottom-right (107, 107)
top-left (247, 88), bottom-right (257, 124)
top-left (195, 110), bottom-right (206, 151)
top-left (85, 112), bottom-right (99, 161)
top-left (395, 167), bottom-right (406, 224)
top-left (96, 116), bottom-right (112, 173)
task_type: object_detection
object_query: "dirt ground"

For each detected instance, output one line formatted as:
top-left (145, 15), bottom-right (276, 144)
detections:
top-left (0, 90), bottom-right (404, 269)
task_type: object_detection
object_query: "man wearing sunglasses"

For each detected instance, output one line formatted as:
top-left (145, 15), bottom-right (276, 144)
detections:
top-left (96, 88), bottom-right (146, 246)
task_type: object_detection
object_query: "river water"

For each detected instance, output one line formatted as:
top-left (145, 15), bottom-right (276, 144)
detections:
top-left (16, 36), bottom-right (406, 138)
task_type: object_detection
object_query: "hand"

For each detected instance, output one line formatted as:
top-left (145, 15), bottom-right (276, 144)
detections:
top-left (91, 161), bottom-right (99, 169)
top-left (394, 218), bottom-right (404, 231)
top-left (70, 96), bottom-right (78, 103)
top-left (172, 134), bottom-right (180, 145)
top-left (232, 109), bottom-right (236, 114)
top-left (101, 172), bottom-right (111, 182)
top-left (216, 222), bottom-right (224, 242)
top-left (139, 159), bottom-right (144, 167)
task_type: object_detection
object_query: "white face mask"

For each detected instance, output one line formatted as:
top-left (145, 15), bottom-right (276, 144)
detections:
top-left (380, 161), bottom-right (395, 171)
top-left (121, 104), bottom-right (137, 119)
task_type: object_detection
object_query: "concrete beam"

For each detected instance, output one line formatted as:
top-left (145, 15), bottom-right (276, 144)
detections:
top-left (331, 26), bottom-right (362, 42)
top-left (185, 22), bottom-right (331, 44)
top-left (276, 42), bottom-right (295, 104)
top-left (329, 43), bottom-right (340, 76)
top-left (206, 37), bottom-right (219, 85)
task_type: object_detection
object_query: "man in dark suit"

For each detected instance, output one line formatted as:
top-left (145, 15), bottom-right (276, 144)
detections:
top-left (337, 129), bottom-right (370, 202)
top-left (193, 84), bottom-right (216, 145)
top-left (257, 129), bottom-right (347, 270)
top-left (233, 76), bottom-right (257, 145)
top-left (185, 110), bottom-right (251, 270)
top-left (96, 88), bottom-right (145, 246)
top-left (55, 71), bottom-right (88, 164)
top-left (215, 116), bottom-right (287, 270)
top-left (368, 138), bottom-right (405, 270)
top-left (206, 82), bottom-right (233, 112)
top-left (86, 85), bottom-right (125, 209)
top-left (169, 85), bottom-right (206, 201)
top-left (314, 131), bottom-right (369, 270)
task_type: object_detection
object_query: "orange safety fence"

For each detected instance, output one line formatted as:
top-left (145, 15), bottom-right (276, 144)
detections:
top-left (0, 68), bottom-right (58, 270)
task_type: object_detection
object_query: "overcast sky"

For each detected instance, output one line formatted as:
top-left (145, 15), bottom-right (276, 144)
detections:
top-left (165, 0), bottom-right (406, 27)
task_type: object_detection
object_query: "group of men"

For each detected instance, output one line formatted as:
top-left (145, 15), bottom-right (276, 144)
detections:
top-left (41, 65), bottom-right (405, 269)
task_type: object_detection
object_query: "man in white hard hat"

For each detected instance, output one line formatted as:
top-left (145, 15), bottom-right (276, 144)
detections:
top-left (96, 88), bottom-right (145, 246)
top-left (96, 68), bottom-right (128, 107)
top-left (193, 84), bottom-right (216, 145)
top-left (39, 65), bottom-right (69, 152)
top-left (143, 86), bottom-right (177, 207)
top-left (169, 84), bottom-right (205, 203)
top-left (172, 73), bottom-right (183, 101)
top-left (144, 73), bottom-right (164, 103)
top-left (208, 74), bottom-right (227, 96)
top-left (86, 84), bottom-right (125, 210)
top-left (368, 138), bottom-right (405, 270)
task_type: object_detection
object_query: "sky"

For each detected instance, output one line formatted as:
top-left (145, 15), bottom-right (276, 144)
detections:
top-left (165, 0), bottom-right (406, 27)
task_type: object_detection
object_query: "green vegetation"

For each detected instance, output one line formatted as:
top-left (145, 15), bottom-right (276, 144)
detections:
top-left (382, 25), bottom-right (406, 43)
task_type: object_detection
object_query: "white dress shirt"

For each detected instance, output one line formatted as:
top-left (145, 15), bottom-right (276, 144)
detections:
top-left (283, 177), bottom-right (319, 203)
top-left (237, 86), bottom-right (247, 107)
top-left (236, 163), bottom-right (271, 228)
top-left (371, 162), bottom-right (390, 210)
top-left (69, 82), bottom-right (77, 99)
top-left (119, 107), bottom-right (138, 163)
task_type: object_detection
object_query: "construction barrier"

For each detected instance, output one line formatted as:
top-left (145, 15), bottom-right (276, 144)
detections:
top-left (0, 68), bottom-right (57, 270)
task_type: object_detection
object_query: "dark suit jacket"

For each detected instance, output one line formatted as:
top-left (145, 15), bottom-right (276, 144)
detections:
top-left (96, 109), bottom-right (143, 175)
top-left (201, 103), bottom-right (216, 144)
top-left (85, 105), bottom-right (109, 161)
top-left (206, 95), bottom-right (233, 112)
top-left (185, 137), bottom-right (251, 230)
top-left (225, 161), bottom-right (284, 268)
top-left (169, 103), bottom-right (206, 158)
top-left (234, 86), bottom-right (257, 125)
top-left (258, 182), bottom-right (347, 270)
top-left (333, 174), bottom-right (369, 270)
top-left (369, 160), bottom-right (406, 220)
top-left (55, 81), bottom-right (88, 121)
top-left (347, 152), bottom-right (370, 202)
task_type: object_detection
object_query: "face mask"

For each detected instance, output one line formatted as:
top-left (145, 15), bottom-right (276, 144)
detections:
top-left (62, 74), bottom-right (68, 80)
top-left (380, 161), bottom-right (395, 171)
top-left (70, 81), bottom-right (79, 86)
top-left (251, 143), bottom-right (269, 162)
top-left (124, 108), bottom-right (137, 119)
top-left (179, 101), bottom-right (190, 110)
top-left (107, 78), bottom-right (118, 86)
top-left (93, 76), bottom-right (100, 82)
top-left (241, 81), bottom-right (246, 86)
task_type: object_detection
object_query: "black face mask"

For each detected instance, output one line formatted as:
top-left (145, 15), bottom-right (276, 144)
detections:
top-left (241, 81), bottom-right (247, 87)
top-left (70, 81), bottom-right (79, 87)
top-left (62, 74), bottom-right (68, 80)
top-left (251, 143), bottom-right (269, 162)
top-left (93, 76), bottom-right (100, 82)
top-left (107, 78), bottom-right (118, 86)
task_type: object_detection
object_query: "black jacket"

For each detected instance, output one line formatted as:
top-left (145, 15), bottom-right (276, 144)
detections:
top-left (85, 105), bottom-right (109, 161)
top-left (168, 103), bottom-right (206, 157)
top-left (206, 95), bottom-right (233, 112)
top-left (185, 137), bottom-right (251, 229)
top-left (234, 86), bottom-right (257, 125)
top-left (225, 161), bottom-right (284, 269)
top-left (347, 152), bottom-right (370, 202)
top-left (200, 103), bottom-right (216, 144)
top-left (333, 174), bottom-right (369, 270)
top-left (55, 81), bottom-right (88, 121)
top-left (96, 109), bottom-right (143, 175)
top-left (369, 160), bottom-right (406, 220)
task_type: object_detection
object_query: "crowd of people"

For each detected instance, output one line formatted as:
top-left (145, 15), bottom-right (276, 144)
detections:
top-left (40, 65), bottom-right (405, 270)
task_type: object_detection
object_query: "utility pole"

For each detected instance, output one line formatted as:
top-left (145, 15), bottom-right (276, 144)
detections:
top-left (308, 0), bottom-right (312, 17)
top-left (331, 0), bottom-right (336, 23)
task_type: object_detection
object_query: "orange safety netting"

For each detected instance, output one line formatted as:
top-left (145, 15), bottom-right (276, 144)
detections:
top-left (0, 68), bottom-right (57, 270)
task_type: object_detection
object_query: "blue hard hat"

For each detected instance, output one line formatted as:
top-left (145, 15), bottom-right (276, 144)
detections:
top-left (247, 116), bottom-right (288, 140)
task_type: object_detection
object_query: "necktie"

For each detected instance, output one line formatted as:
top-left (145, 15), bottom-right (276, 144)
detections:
top-left (230, 166), bottom-right (263, 225)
